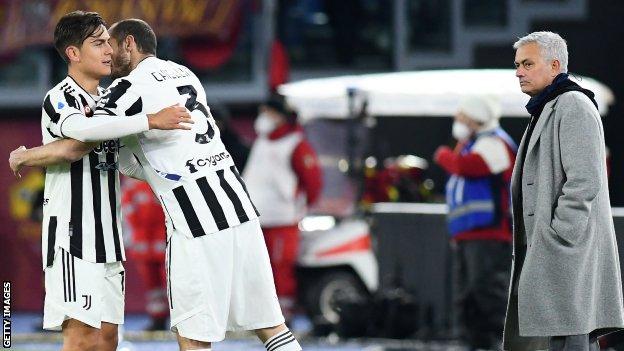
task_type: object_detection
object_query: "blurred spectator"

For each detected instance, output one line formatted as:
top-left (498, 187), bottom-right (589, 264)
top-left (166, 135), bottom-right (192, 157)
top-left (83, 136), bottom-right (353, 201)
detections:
top-left (121, 178), bottom-right (168, 331)
top-left (209, 101), bottom-right (251, 172)
top-left (434, 96), bottom-right (517, 350)
top-left (243, 94), bottom-right (322, 321)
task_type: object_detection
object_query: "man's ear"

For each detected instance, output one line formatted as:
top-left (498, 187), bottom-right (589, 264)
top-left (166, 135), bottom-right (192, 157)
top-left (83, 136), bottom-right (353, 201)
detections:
top-left (65, 45), bottom-right (81, 63)
top-left (125, 35), bottom-right (136, 52)
top-left (551, 59), bottom-right (561, 76)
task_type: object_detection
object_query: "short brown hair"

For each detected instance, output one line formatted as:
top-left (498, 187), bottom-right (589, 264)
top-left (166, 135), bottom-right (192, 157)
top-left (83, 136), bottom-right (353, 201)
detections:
top-left (109, 19), bottom-right (157, 55)
top-left (54, 11), bottom-right (107, 63)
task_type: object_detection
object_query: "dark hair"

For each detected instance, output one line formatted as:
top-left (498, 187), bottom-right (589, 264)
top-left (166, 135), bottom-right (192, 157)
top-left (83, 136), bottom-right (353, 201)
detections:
top-left (264, 94), bottom-right (293, 118)
top-left (264, 94), bottom-right (297, 124)
top-left (54, 11), bottom-right (107, 64)
top-left (109, 19), bottom-right (157, 55)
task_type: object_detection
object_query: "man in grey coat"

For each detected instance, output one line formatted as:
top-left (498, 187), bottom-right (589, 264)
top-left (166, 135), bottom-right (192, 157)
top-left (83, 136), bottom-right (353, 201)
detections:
top-left (503, 31), bottom-right (624, 351)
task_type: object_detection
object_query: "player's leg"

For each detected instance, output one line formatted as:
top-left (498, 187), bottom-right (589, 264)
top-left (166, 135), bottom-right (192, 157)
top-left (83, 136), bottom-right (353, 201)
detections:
top-left (97, 322), bottom-right (118, 351)
top-left (230, 220), bottom-right (302, 351)
top-left (255, 323), bottom-right (287, 341)
top-left (167, 220), bottom-right (301, 351)
top-left (166, 230), bottom-right (229, 350)
top-left (61, 319), bottom-right (99, 351)
top-left (44, 248), bottom-right (107, 350)
top-left (175, 333), bottom-right (212, 350)
top-left (254, 323), bottom-right (302, 350)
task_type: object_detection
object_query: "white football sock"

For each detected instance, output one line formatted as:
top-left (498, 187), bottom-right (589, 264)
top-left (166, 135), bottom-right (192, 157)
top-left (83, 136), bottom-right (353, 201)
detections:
top-left (264, 328), bottom-right (302, 351)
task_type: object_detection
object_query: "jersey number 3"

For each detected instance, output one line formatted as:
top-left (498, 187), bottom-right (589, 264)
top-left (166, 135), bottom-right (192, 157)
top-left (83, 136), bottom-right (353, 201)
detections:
top-left (177, 85), bottom-right (215, 144)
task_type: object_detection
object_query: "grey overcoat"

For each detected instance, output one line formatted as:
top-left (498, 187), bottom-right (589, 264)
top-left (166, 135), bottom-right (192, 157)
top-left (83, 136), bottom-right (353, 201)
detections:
top-left (503, 91), bottom-right (624, 350)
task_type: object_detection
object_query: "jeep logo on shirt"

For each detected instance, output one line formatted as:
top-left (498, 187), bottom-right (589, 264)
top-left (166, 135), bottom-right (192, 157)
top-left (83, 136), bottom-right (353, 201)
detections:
top-left (93, 140), bottom-right (121, 155)
top-left (185, 152), bottom-right (230, 173)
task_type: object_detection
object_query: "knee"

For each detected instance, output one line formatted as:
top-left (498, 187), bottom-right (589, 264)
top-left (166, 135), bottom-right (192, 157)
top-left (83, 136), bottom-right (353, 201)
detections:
top-left (64, 332), bottom-right (99, 351)
top-left (176, 334), bottom-right (211, 351)
top-left (99, 328), bottom-right (119, 350)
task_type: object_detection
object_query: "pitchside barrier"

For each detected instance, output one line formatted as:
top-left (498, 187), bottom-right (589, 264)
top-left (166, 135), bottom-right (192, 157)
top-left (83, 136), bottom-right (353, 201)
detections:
top-left (371, 203), bottom-right (624, 339)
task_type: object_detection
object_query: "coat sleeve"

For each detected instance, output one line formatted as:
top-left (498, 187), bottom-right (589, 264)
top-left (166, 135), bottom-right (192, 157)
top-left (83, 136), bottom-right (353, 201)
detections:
top-left (291, 139), bottom-right (322, 205)
top-left (550, 92), bottom-right (604, 245)
top-left (434, 145), bottom-right (493, 177)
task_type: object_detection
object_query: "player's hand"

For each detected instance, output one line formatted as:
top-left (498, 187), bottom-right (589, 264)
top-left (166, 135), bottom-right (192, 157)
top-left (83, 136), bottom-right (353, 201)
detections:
top-left (147, 104), bottom-right (194, 130)
top-left (9, 146), bottom-right (27, 178)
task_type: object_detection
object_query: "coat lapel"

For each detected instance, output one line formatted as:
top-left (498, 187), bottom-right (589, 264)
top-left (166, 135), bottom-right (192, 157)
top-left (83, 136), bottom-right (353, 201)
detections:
top-left (525, 98), bottom-right (558, 156)
top-left (511, 96), bottom-right (560, 211)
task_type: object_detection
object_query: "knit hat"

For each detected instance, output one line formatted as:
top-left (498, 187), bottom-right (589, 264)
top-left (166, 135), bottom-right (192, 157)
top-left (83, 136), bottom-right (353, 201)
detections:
top-left (457, 96), bottom-right (501, 124)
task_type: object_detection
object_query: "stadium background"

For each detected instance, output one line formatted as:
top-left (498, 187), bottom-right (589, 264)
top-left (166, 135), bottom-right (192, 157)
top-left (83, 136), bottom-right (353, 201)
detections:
top-left (1, 0), bottom-right (623, 349)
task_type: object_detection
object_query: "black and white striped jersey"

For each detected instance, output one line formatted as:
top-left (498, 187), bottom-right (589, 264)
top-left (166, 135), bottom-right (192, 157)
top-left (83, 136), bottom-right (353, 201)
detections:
top-left (94, 57), bottom-right (258, 239)
top-left (41, 76), bottom-right (125, 269)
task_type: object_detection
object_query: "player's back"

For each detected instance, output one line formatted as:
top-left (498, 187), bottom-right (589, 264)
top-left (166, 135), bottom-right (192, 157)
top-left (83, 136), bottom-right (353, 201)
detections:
top-left (99, 57), bottom-right (227, 175)
top-left (97, 57), bottom-right (258, 239)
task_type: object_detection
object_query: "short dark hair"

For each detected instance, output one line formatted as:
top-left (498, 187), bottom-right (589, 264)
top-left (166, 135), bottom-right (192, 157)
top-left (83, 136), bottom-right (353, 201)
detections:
top-left (54, 11), bottom-right (107, 64)
top-left (264, 93), bottom-right (297, 124)
top-left (109, 19), bottom-right (157, 55)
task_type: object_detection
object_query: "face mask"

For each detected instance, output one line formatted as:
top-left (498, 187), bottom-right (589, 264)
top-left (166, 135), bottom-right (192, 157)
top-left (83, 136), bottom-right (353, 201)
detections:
top-left (452, 121), bottom-right (472, 141)
top-left (254, 112), bottom-right (277, 135)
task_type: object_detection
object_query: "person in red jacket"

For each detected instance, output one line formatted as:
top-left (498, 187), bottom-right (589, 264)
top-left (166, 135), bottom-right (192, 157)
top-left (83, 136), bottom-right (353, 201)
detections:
top-left (243, 94), bottom-right (322, 321)
top-left (434, 96), bottom-right (517, 350)
top-left (121, 178), bottom-right (168, 331)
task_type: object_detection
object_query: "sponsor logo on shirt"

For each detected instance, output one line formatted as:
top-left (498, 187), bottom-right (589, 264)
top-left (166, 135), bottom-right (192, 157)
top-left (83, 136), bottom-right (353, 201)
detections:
top-left (185, 152), bottom-right (230, 173)
top-left (91, 140), bottom-right (119, 172)
top-left (95, 162), bottom-right (118, 172)
top-left (93, 140), bottom-right (120, 155)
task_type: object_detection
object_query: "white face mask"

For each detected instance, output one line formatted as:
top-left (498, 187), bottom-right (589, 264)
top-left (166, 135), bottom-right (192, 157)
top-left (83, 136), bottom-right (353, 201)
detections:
top-left (452, 121), bottom-right (472, 141)
top-left (254, 112), bottom-right (277, 135)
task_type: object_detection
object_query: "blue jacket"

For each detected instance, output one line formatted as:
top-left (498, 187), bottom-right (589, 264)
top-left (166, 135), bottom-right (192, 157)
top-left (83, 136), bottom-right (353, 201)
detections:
top-left (446, 128), bottom-right (517, 237)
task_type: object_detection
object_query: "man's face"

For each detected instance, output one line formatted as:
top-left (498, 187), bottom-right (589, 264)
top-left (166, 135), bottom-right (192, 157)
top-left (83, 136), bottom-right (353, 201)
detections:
top-left (260, 106), bottom-right (286, 126)
top-left (514, 42), bottom-right (559, 96)
top-left (109, 36), bottom-right (132, 79)
top-left (74, 25), bottom-right (113, 79)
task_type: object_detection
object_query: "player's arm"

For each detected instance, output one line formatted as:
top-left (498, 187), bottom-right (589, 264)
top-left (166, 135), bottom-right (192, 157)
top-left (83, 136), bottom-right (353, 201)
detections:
top-left (70, 79), bottom-right (195, 143)
top-left (9, 139), bottom-right (96, 177)
top-left (45, 80), bottom-right (193, 143)
top-left (60, 104), bottom-right (193, 143)
top-left (118, 146), bottom-right (146, 181)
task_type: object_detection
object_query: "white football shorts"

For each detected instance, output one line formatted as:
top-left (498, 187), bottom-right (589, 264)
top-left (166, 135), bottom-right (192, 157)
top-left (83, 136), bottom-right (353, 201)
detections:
top-left (167, 218), bottom-right (284, 342)
top-left (43, 248), bottom-right (125, 330)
